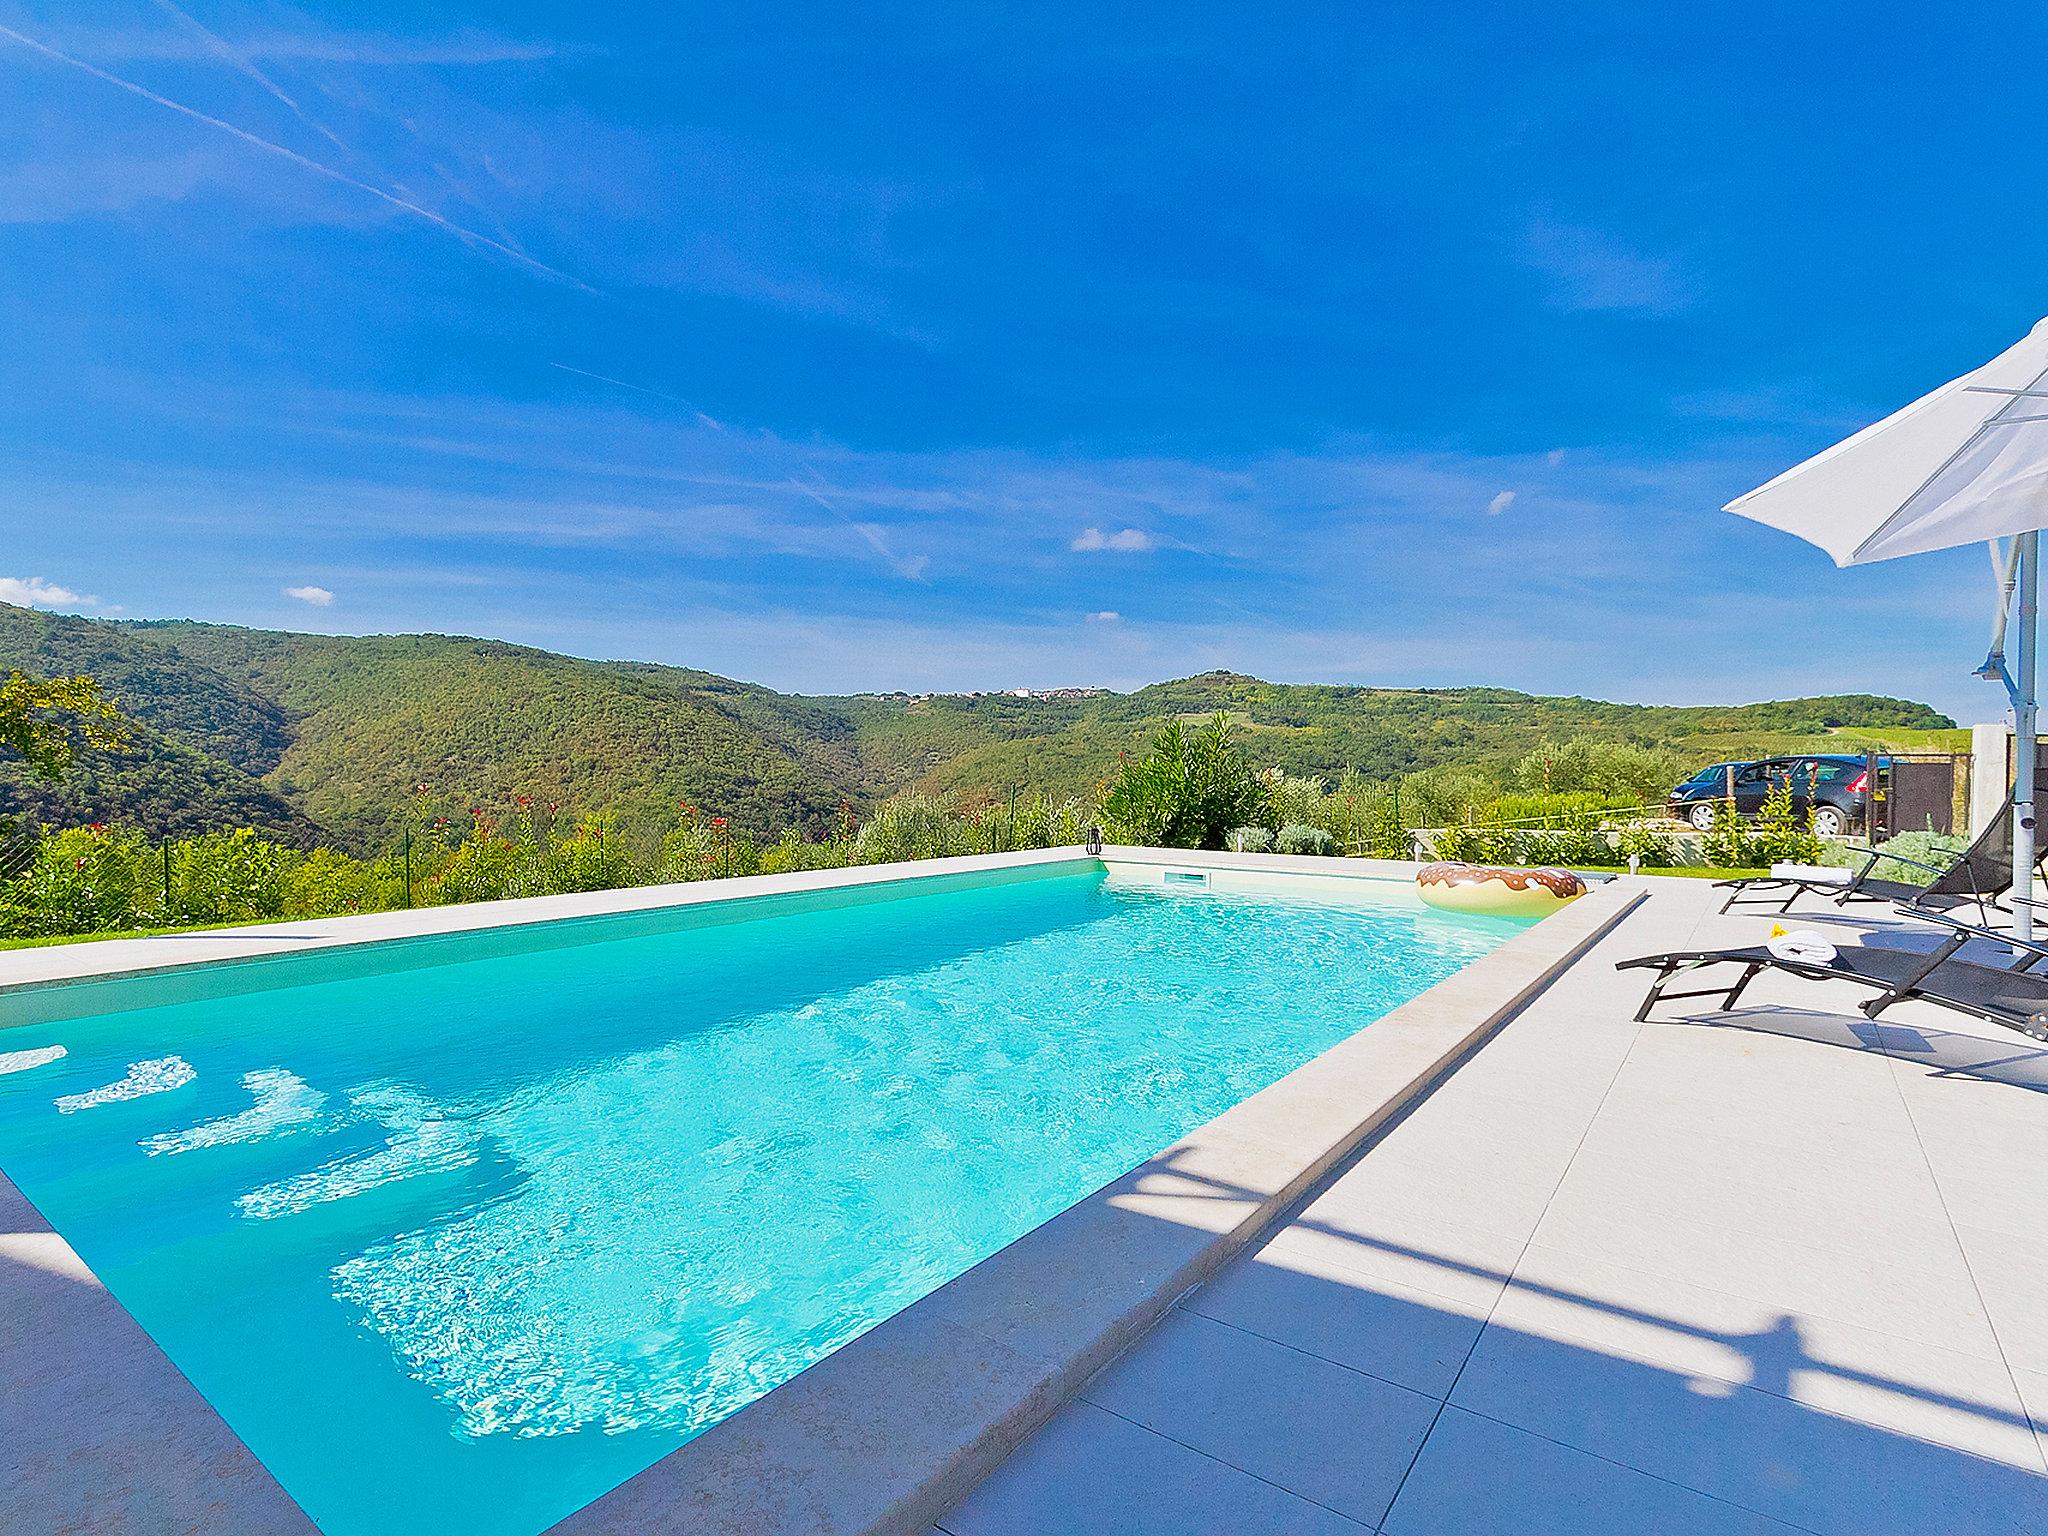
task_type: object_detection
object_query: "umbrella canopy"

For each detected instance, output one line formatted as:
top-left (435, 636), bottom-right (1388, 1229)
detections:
top-left (1726, 317), bottom-right (2048, 565)
top-left (1722, 317), bottom-right (2048, 939)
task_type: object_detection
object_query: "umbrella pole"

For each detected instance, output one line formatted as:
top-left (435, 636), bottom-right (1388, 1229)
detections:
top-left (2018, 530), bottom-right (2039, 945)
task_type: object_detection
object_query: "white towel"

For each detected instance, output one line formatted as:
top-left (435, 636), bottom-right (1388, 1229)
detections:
top-left (1767, 929), bottom-right (1837, 964)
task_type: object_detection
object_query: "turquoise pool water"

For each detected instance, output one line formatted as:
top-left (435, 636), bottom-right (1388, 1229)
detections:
top-left (0, 864), bottom-right (1526, 1536)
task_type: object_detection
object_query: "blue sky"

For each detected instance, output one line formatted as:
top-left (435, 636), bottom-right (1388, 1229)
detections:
top-left (1, 3), bottom-right (2044, 718)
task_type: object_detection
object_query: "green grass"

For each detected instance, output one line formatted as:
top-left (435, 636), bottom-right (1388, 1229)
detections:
top-left (1822, 725), bottom-right (1975, 752)
top-left (0, 918), bottom-right (311, 950)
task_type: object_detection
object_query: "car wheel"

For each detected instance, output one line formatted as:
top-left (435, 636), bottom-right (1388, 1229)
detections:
top-left (1810, 804), bottom-right (1848, 838)
top-left (1688, 801), bottom-right (1718, 832)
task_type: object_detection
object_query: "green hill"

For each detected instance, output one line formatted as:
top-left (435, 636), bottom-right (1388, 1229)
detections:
top-left (0, 605), bottom-right (1955, 849)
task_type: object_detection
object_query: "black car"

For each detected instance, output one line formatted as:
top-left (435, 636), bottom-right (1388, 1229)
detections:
top-left (1666, 755), bottom-right (1877, 837)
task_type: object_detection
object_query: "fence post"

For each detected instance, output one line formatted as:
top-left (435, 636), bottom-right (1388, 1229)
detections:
top-left (402, 829), bottom-right (413, 909)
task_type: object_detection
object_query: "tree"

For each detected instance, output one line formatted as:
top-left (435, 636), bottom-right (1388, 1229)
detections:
top-left (0, 671), bottom-right (127, 781)
top-left (1099, 712), bottom-right (1263, 849)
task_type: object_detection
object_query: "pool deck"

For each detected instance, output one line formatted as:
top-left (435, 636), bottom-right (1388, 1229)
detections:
top-left (932, 876), bottom-right (2048, 1536)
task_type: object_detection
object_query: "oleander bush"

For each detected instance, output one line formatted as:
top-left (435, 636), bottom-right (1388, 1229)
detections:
top-left (1099, 714), bottom-right (1264, 849)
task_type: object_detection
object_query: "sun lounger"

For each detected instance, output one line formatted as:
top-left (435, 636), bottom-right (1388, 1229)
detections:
top-left (1618, 908), bottom-right (2048, 1042)
top-left (1714, 790), bottom-right (2024, 921)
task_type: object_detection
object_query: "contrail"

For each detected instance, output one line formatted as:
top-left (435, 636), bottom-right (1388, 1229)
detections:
top-left (0, 21), bottom-right (593, 293)
top-left (549, 363), bottom-right (722, 429)
top-left (551, 362), bottom-right (933, 581)
top-left (148, 0), bottom-right (353, 159)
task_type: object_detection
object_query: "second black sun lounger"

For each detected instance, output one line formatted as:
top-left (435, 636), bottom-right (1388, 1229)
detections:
top-left (1714, 789), bottom-right (2027, 920)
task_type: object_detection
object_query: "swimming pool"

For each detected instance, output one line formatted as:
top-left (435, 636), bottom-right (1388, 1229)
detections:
top-left (0, 860), bottom-right (1529, 1536)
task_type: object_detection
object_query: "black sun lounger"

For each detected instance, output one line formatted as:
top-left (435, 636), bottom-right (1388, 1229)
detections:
top-left (1714, 789), bottom-right (2026, 921)
top-left (1618, 908), bottom-right (2048, 1042)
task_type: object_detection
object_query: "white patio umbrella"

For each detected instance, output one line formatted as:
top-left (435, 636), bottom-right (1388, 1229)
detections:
top-left (1724, 317), bottom-right (2048, 939)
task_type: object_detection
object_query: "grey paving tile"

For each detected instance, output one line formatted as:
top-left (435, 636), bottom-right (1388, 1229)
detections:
top-left (1532, 1193), bottom-right (2004, 1360)
top-left (940, 1399), bottom-right (1372, 1536)
top-left (1185, 1238), bottom-right (1490, 1400)
top-left (1448, 1316), bottom-right (2048, 1536)
top-left (1921, 1143), bottom-right (2048, 1242)
top-left (1290, 1141), bottom-right (1560, 1245)
top-left (2007, 1365), bottom-right (2048, 1467)
top-left (1572, 1096), bottom-right (1936, 1184)
top-left (1382, 1404), bottom-right (1806, 1536)
top-left (1499, 1244), bottom-right (2042, 1471)
top-left (1540, 1142), bottom-right (1969, 1278)
top-left (1951, 1223), bottom-right (2048, 1377)
top-left (1082, 1310), bottom-right (1437, 1528)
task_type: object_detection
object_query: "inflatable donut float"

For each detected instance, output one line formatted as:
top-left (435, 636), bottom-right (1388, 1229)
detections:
top-left (1416, 861), bottom-right (1585, 918)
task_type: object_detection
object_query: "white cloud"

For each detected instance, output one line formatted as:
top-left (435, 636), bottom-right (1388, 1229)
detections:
top-left (1546, 448), bottom-right (1566, 467)
top-left (284, 584), bottom-right (335, 606)
top-left (1085, 610), bottom-right (1120, 624)
top-left (46, 24), bottom-right (561, 67)
top-left (1071, 527), bottom-right (1157, 553)
top-left (0, 575), bottom-right (98, 610)
top-left (1487, 490), bottom-right (1517, 516)
top-left (1521, 218), bottom-right (1693, 315)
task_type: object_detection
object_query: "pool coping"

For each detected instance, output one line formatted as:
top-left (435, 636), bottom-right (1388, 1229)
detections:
top-left (543, 863), bottom-right (1644, 1536)
top-left (0, 850), bottom-right (1637, 1535)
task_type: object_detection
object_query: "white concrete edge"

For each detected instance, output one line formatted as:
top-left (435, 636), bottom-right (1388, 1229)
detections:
top-left (543, 878), bottom-right (1649, 1536)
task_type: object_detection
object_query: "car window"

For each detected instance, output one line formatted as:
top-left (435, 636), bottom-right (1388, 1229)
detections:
top-left (1736, 764), bottom-right (1767, 785)
top-left (1815, 761), bottom-right (1862, 784)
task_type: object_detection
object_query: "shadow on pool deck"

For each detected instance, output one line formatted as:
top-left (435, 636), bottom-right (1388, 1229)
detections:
top-left (936, 1010), bottom-right (2048, 1536)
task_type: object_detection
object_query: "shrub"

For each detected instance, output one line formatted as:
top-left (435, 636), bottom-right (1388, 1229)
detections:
top-left (998, 792), bottom-right (1088, 851)
top-left (1514, 737), bottom-right (1688, 804)
top-left (1099, 714), bottom-right (1263, 849)
top-left (549, 813), bottom-right (642, 891)
top-left (1821, 828), bottom-right (1970, 885)
top-left (1748, 782), bottom-right (1825, 866)
top-left (1614, 821), bottom-right (1676, 868)
top-left (1260, 770), bottom-right (1328, 832)
top-left (659, 813), bottom-right (761, 882)
top-left (169, 828), bottom-right (294, 925)
top-left (425, 835), bottom-right (529, 905)
top-left (1701, 796), bottom-right (1751, 868)
top-left (1274, 823), bottom-right (1336, 856)
top-left (1399, 765), bottom-right (1498, 829)
top-left (1, 824), bottom-right (153, 936)
top-left (756, 828), bottom-right (852, 875)
top-left (1316, 770), bottom-right (1407, 858)
top-left (1226, 825), bottom-right (1274, 853)
top-left (283, 846), bottom-right (391, 917)
top-left (854, 793), bottom-right (974, 864)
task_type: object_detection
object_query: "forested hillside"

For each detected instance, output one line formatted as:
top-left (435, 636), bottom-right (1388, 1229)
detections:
top-left (0, 603), bottom-right (1955, 849)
